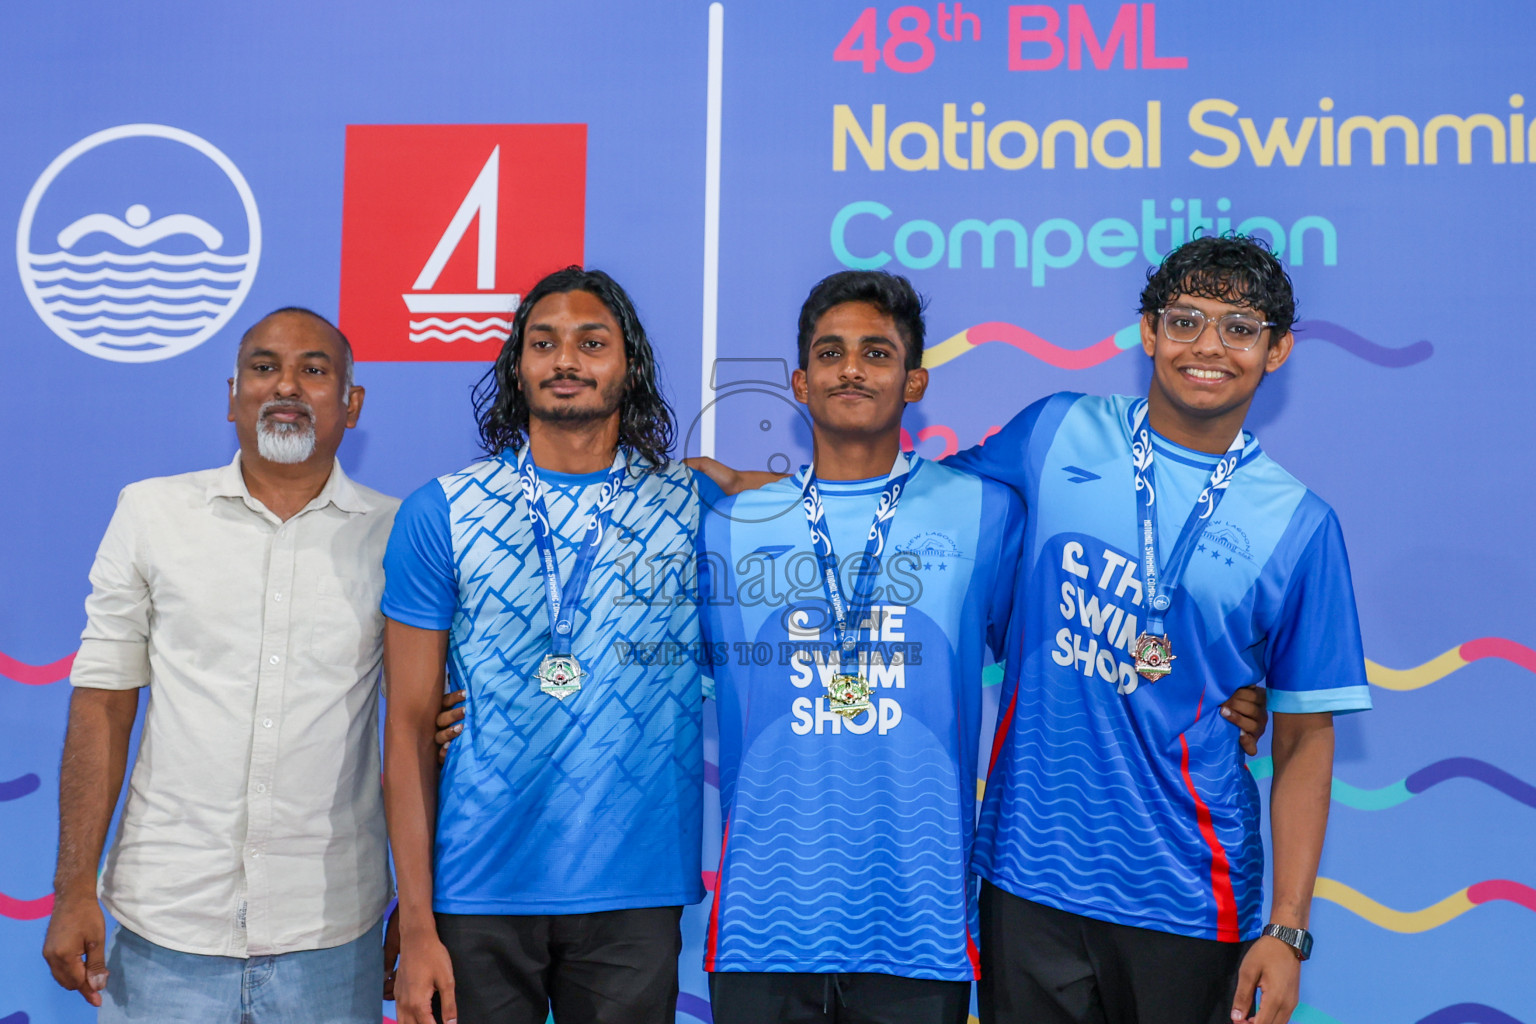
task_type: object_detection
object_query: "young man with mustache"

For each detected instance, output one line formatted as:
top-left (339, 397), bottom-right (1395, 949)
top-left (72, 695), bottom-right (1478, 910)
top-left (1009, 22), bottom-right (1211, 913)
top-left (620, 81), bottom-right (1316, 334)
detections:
top-left (696, 270), bottom-right (1022, 1024)
top-left (383, 267), bottom-right (719, 1024)
top-left (44, 308), bottom-right (397, 1022)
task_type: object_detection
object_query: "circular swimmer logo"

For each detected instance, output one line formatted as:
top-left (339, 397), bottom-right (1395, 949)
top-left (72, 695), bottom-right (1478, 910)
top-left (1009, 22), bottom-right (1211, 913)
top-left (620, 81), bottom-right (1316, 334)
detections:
top-left (16, 124), bottom-right (261, 363)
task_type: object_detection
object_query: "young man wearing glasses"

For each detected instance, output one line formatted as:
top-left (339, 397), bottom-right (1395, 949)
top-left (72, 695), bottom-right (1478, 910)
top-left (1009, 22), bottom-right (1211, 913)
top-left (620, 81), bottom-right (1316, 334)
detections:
top-left (952, 235), bottom-right (1371, 1024)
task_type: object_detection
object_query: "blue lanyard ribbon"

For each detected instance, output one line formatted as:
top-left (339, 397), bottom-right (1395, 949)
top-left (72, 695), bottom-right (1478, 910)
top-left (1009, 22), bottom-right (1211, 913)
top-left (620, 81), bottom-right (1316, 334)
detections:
top-left (516, 448), bottom-right (630, 657)
top-left (799, 452), bottom-right (917, 652)
top-left (1131, 400), bottom-right (1246, 637)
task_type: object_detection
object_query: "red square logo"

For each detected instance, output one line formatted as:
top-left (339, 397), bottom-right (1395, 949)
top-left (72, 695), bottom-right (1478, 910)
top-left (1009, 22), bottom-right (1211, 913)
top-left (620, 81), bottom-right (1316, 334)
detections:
top-left (339, 124), bottom-right (586, 361)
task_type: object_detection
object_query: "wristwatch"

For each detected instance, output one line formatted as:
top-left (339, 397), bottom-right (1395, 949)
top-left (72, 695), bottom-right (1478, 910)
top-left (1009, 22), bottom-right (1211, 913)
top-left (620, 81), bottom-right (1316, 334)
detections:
top-left (1261, 923), bottom-right (1313, 961)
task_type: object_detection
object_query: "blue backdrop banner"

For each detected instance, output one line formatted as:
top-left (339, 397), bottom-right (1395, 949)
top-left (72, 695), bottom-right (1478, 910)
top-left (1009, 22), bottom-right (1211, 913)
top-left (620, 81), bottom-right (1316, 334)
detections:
top-left (2, 3), bottom-right (1532, 1023)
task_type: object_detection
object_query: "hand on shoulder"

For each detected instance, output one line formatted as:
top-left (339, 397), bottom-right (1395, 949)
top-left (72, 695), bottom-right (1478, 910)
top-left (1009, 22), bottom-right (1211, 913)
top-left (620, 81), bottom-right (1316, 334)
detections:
top-left (684, 456), bottom-right (787, 495)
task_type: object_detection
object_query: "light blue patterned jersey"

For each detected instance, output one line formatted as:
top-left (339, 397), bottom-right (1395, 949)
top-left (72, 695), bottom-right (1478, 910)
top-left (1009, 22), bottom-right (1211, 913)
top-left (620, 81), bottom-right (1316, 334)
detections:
top-left (701, 459), bottom-right (1022, 980)
top-left (950, 393), bottom-right (1371, 942)
top-left (383, 451), bottom-right (709, 914)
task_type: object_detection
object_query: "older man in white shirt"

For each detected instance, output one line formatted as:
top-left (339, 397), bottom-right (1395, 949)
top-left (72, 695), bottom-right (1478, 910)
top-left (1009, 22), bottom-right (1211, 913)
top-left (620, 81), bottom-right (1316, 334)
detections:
top-left (42, 307), bottom-right (398, 1023)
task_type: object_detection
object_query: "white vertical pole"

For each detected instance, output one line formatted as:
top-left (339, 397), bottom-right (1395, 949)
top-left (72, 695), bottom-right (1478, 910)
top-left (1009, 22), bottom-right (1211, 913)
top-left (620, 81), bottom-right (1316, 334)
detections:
top-left (700, 2), bottom-right (724, 457)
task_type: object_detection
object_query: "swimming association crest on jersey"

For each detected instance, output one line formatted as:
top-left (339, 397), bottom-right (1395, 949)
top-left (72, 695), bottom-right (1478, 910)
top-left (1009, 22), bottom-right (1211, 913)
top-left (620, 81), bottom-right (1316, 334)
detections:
top-left (338, 124), bottom-right (586, 363)
top-left (1201, 520), bottom-right (1256, 566)
top-left (894, 530), bottom-right (965, 572)
top-left (16, 124), bottom-right (261, 364)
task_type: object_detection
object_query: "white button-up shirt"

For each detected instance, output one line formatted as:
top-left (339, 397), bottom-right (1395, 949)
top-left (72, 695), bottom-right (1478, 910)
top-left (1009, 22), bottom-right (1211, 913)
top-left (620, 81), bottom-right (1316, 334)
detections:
top-left (71, 454), bottom-right (398, 957)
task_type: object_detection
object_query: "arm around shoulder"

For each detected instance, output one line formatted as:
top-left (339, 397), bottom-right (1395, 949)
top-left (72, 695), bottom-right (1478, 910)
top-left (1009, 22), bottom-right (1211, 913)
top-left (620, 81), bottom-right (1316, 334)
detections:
top-left (684, 456), bottom-right (787, 496)
top-left (941, 392), bottom-right (1068, 495)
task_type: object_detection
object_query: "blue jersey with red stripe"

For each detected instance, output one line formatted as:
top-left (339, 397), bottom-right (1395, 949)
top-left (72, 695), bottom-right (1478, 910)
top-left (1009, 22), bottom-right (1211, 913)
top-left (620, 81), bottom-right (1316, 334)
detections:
top-left (950, 394), bottom-right (1371, 941)
top-left (701, 459), bottom-right (1022, 979)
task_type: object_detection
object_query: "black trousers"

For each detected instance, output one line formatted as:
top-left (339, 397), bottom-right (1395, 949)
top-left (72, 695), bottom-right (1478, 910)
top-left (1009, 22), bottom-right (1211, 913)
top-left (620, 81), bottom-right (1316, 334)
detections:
top-left (978, 881), bottom-right (1252, 1024)
top-left (710, 970), bottom-right (972, 1024)
top-left (436, 906), bottom-right (683, 1024)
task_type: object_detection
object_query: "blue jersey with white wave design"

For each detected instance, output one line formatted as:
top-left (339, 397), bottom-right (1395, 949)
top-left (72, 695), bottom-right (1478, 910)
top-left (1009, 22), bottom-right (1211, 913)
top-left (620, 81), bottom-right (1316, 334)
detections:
top-left (383, 453), bottom-right (710, 914)
top-left (702, 460), bottom-right (1022, 979)
top-left (950, 394), bottom-right (1371, 942)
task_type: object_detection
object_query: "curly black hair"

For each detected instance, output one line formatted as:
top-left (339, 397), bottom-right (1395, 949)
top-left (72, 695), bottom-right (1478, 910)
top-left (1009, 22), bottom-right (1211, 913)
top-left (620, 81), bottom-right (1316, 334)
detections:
top-left (472, 267), bottom-right (676, 470)
top-left (796, 270), bottom-right (927, 371)
top-left (1139, 234), bottom-right (1297, 341)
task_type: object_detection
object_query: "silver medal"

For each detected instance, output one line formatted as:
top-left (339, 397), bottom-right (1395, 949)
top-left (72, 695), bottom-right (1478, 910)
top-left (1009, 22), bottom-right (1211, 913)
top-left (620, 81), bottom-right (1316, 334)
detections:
top-left (536, 653), bottom-right (583, 700)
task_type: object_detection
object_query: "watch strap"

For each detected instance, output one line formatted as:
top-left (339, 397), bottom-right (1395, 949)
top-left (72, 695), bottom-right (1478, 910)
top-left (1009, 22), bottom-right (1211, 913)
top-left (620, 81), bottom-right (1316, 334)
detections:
top-left (1261, 923), bottom-right (1313, 961)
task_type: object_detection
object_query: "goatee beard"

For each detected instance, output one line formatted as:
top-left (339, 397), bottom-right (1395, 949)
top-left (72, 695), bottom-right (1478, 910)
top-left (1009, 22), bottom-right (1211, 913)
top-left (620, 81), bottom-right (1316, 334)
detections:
top-left (255, 400), bottom-right (317, 464)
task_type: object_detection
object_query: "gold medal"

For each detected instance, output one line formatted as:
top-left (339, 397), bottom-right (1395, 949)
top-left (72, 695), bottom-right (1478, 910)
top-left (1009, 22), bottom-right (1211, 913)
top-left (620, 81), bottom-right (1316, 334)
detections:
top-left (826, 672), bottom-right (873, 719)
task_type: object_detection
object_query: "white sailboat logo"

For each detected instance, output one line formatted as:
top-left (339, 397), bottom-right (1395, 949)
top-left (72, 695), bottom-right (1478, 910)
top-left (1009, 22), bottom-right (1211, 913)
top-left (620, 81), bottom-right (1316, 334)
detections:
top-left (16, 124), bottom-right (260, 363)
top-left (403, 146), bottom-right (518, 345)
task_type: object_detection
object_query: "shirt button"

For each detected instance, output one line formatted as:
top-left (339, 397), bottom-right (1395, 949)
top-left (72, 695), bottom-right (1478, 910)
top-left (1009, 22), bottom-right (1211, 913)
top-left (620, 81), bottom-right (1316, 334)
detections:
top-left (269, 655), bottom-right (280, 665)
top-left (263, 718), bottom-right (273, 728)
top-left (256, 783), bottom-right (267, 793)
top-left (273, 592), bottom-right (283, 602)
top-left (251, 850), bottom-right (261, 859)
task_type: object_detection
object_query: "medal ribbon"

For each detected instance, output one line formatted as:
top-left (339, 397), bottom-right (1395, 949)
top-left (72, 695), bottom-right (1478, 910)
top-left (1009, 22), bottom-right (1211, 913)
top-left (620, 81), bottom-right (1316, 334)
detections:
top-left (516, 448), bottom-right (630, 658)
top-left (799, 452), bottom-right (917, 654)
top-left (1131, 400), bottom-right (1246, 637)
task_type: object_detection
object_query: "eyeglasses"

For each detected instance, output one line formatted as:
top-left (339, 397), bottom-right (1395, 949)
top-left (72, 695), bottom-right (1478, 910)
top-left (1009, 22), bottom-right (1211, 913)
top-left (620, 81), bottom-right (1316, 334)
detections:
top-left (1157, 307), bottom-right (1276, 351)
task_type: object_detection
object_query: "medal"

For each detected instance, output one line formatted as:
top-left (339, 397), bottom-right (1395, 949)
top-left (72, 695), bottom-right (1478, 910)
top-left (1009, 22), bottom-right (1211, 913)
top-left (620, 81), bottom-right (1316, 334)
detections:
top-left (800, 452), bottom-right (916, 711)
top-left (517, 449), bottom-right (630, 699)
top-left (536, 653), bottom-right (584, 700)
top-left (826, 672), bottom-right (873, 719)
top-left (1130, 401), bottom-right (1246, 684)
top-left (1132, 632), bottom-right (1175, 681)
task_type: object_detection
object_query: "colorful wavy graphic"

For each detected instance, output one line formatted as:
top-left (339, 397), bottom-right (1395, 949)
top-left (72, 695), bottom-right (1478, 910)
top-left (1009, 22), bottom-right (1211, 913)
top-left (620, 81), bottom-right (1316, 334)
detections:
top-left (1314, 877), bottom-right (1536, 933)
top-left (923, 322), bottom-right (1141, 370)
top-left (1248, 757), bottom-right (1536, 811)
top-left (0, 775), bottom-right (40, 802)
top-left (1300, 320), bottom-right (1435, 368)
top-left (1297, 1005), bottom-right (1525, 1024)
top-left (0, 651), bottom-right (74, 685)
top-left (922, 320), bottom-right (1433, 370)
top-left (1415, 1006), bottom-right (1528, 1024)
top-left (678, 992), bottom-right (713, 1023)
top-left (0, 892), bottom-right (54, 920)
top-left (1367, 638), bottom-right (1536, 691)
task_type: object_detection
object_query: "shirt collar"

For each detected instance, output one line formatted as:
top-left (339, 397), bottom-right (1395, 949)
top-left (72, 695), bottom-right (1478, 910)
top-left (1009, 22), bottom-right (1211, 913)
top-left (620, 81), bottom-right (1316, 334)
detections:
top-left (206, 451), bottom-right (374, 515)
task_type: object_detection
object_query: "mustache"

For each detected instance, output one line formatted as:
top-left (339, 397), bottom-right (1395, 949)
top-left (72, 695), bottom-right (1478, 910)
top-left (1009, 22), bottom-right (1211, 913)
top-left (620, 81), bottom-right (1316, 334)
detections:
top-left (828, 385), bottom-right (874, 397)
top-left (538, 372), bottom-right (598, 389)
top-left (258, 398), bottom-right (314, 420)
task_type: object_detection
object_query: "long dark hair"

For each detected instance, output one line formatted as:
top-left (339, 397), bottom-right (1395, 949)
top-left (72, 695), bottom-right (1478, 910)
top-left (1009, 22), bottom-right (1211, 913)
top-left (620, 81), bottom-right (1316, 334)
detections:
top-left (472, 267), bottom-right (676, 471)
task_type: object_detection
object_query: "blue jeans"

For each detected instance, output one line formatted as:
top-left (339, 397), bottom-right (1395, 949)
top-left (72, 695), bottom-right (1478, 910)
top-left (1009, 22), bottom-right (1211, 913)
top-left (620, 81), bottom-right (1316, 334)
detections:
top-left (99, 919), bottom-right (383, 1024)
